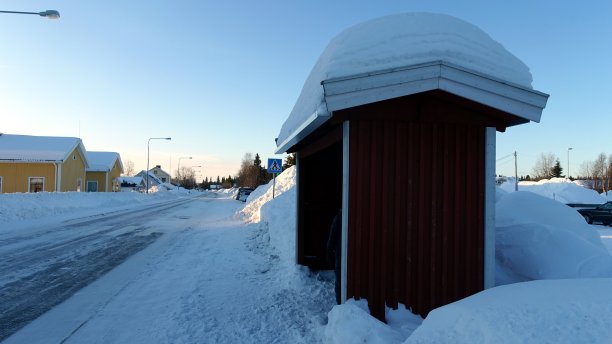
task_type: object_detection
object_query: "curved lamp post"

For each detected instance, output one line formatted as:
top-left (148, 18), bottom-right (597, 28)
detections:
top-left (0, 10), bottom-right (60, 19)
top-left (177, 157), bottom-right (192, 188)
top-left (147, 137), bottom-right (171, 193)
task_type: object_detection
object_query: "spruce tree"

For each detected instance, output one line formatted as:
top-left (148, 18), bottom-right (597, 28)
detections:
top-left (283, 153), bottom-right (296, 170)
top-left (551, 159), bottom-right (563, 178)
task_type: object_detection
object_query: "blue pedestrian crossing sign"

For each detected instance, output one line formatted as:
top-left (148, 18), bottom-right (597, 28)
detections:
top-left (267, 158), bottom-right (283, 173)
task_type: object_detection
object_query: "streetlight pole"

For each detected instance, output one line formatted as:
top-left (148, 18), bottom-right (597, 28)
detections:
top-left (567, 147), bottom-right (573, 180)
top-left (0, 10), bottom-right (60, 19)
top-left (177, 157), bottom-right (192, 189)
top-left (147, 137), bottom-right (171, 193)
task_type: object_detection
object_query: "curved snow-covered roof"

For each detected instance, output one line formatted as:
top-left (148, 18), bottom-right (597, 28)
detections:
top-left (276, 13), bottom-right (543, 152)
top-left (86, 151), bottom-right (123, 172)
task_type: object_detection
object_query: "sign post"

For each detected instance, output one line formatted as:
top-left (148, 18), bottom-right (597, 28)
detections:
top-left (267, 158), bottom-right (283, 198)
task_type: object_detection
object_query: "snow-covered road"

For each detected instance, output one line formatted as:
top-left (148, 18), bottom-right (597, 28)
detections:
top-left (4, 193), bottom-right (334, 344)
top-left (0, 196), bottom-right (199, 341)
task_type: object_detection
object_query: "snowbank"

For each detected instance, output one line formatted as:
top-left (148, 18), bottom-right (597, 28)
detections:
top-left (499, 177), bottom-right (605, 204)
top-left (240, 166), bottom-right (296, 223)
top-left (601, 191), bottom-right (612, 202)
top-left (260, 187), bottom-right (297, 266)
top-left (405, 279), bottom-right (612, 343)
top-left (0, 191), bottom-right (191, 225)
top-left (277, 12), bottom-right (532, 146)
top-left (495, 191), bottom-right (612, 284)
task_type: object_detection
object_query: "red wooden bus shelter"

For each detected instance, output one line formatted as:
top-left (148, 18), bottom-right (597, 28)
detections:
top-left (276, 17), bottom-right (549, 321)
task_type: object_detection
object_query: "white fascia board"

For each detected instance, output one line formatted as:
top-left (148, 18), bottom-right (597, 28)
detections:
top-left (275, 111), bottom-right (331, 154)
top-left (326, 77), bottom-right (440, 112)
top-left (484, 127), bottom-right (496, 289)
top-left (61, 140), bottom-right (90, 168)
top-left (116, 154), bottom-right (124, 174)
top-left (438, 78), bottom-right (544, 122)
top-left (322, 61), bottom-right (549, 122)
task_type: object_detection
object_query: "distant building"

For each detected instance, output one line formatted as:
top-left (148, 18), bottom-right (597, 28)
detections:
top-left (135, 170), bottom-right (163, 188)
top-left (85, 152), bottom-right (124, 192)
top-left (0, 134), bottom-right (89, 193)
top-left (150, 165), bottom-right (171, 184)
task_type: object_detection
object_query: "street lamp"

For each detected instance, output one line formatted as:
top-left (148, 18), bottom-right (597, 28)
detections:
top-left (567, 147), bottom-right (573, 180)
top-left (0, 10), bottom-right (60, 19)
top-left (147, 137), bottom-right (171, 193)
top-left (177, 157), bottom-right (192, 188)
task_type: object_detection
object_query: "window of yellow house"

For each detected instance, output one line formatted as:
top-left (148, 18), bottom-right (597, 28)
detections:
top-left (0, 176), bottom-right (3, 193)
top-left (86, 180), bottom-right (98, 192)
top-left (77, 178), bottom-right (82, 192)
top-left (29, 177), bottom-right (44, 193)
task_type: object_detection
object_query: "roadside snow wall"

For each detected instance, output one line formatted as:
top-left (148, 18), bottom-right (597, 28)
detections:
top-left (495, 191), bottom-right (612, 284)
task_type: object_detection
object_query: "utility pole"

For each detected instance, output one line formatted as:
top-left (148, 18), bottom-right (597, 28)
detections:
top-left (514, 151), bottom-right (518, 192)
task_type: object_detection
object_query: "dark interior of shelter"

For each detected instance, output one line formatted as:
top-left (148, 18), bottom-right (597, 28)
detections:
top-left (296, 137), bottom-right (343, 270)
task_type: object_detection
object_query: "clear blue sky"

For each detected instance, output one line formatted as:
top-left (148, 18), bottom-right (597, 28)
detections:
top-left (1, 1), bottom-right (610, 179)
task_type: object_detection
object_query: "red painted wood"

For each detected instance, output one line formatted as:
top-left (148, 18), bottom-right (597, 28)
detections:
top-left (346, 111), bottom-right (485, 319)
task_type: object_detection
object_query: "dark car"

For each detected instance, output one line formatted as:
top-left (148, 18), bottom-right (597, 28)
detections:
top-left (236, 187), bottom-right (254, 202)
top-left (577, 202), bottom-right (612, 225)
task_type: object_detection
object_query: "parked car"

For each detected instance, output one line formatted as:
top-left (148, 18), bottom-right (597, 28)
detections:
top-left (236, 187), bottom-right (254, 202)
top-left (577, 202), bottom-right (612, 225)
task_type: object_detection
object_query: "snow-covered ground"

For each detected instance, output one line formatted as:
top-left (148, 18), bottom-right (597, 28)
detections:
top-left (1, 173), bottom-right (334, 343)
top-left (4, 170), bottom-right (612, 343)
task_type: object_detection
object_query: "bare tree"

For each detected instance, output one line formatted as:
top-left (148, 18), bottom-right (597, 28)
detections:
top-left (593, 153), bottom-right (608, 192)
top-left (579, 160), bottom-right (594, 188)
top-left (177, 167), bottom-right (197, 189)
top-left (531, 153), bottom-right (558, 180)
top-left (608, 154), bottom-right (612, 194)
top-left (236, 153), bottom-right (258, 188)
top-left (124, 160), bottom-right (135, 176)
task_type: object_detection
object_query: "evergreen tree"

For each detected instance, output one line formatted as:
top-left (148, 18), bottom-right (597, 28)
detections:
top-left (551, 159), bottom-right (563, 178)
top-left (283, 153), bottom-right (296, 170)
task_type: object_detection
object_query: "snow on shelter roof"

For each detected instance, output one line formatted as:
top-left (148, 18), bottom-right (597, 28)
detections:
top-left (0, 134), bottom-right (89, 166)
top-left (275, 13), bottom-right (549, 153)
top-left (86, 151), bottom-right (123, 173)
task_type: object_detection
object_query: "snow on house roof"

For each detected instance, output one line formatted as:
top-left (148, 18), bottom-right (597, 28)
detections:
top-left (136, 170), bottom-right (163, 184)
top-left (86, 151), bottom-right (123, 173)
top-left (276, 13), bottom-right (548, 153)
top-left (0, 133), bottom-right (89, 166)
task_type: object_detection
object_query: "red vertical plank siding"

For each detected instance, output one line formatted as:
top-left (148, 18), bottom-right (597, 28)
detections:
top-left (347, 117), bottom-right (485, 319)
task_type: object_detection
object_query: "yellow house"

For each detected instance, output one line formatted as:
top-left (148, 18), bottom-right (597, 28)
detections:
top-left (0, 134), bottom-right (89, 193)
top-left (85, 152), bottom-right (124, 192)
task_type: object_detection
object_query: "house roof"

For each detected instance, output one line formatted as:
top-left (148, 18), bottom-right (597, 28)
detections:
top-left (150, 166), bottom-right (170, 175)
top-left (0, 133), bottom-right (89, 167)
top-left (86, 151), bottom-right (124, 173)
top-left (135, 170), bottom-right (162, 184)
top-left (275, 13), bottom-right (549, 153)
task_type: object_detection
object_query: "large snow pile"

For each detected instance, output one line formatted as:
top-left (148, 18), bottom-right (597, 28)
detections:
top-left (238, 166), bottom-right (297, 268)
top-left (240, 166), bottom-right (296, 223)
top-left (499, 177), bottom-right (605, 204)
top-left (277, 12), bottom-right (532, 146)
top-left (495, 191), bottom-right (612, 284)
top-left (405, 278), bottom-right (612, 343)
